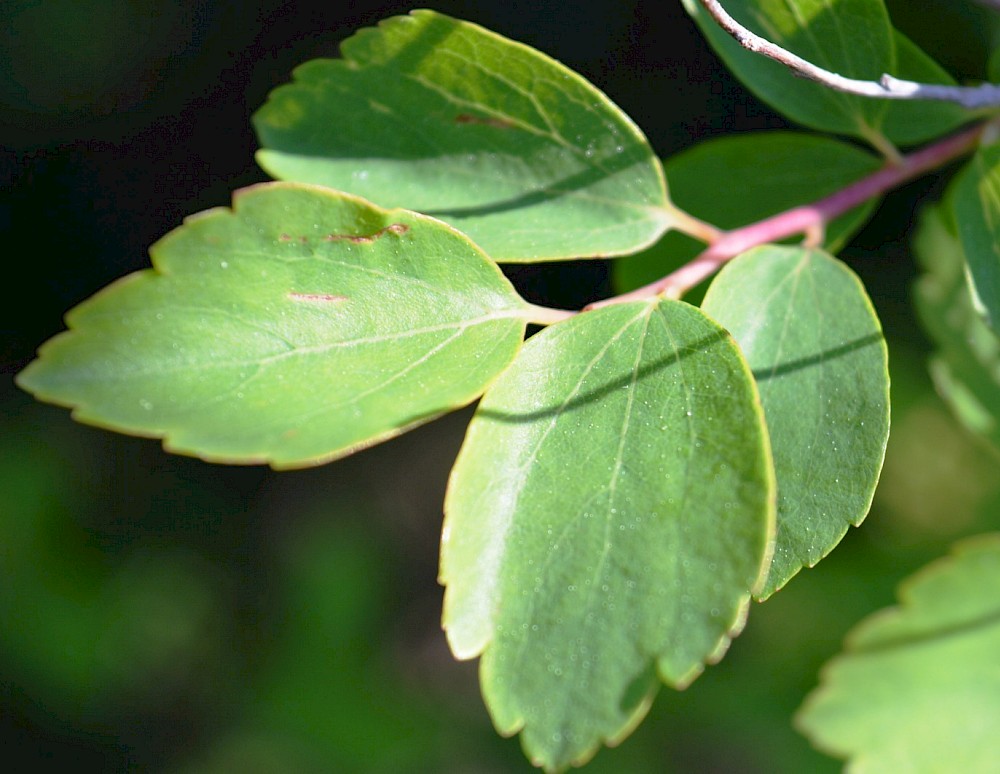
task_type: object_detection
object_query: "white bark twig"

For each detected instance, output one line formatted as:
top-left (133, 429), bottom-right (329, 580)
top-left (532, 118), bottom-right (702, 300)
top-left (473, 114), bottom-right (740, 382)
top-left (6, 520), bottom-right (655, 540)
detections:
top-left (586, 120), bottom-right (993, 308)
top-left (699, 0), bottom-right (1000, 110)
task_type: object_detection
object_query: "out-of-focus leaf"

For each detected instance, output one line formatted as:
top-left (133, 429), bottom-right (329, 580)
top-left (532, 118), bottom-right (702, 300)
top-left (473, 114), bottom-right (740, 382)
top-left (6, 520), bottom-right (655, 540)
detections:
top-left (614, 132), bottom-right (881, 294)
top-left (17, 183), bottom-right (527, 468)
top-left (990, 45), bottom-right (1000, 84)
top-left (797, 534), bottom-right (1000, 772)
top-left (702, 246), bottom-right (889, 598)
top-left (684, 0), bottom-right (966, 149)
top-left (950, 144), bottom-right (1000, 334)
top-left (244, 523), bottom-right (445, 769)
top-left (441, 300), bottom-right (775, 771)
top-left (255, 10), bottom-right (675, 262)
top-left (0, 419), bottom-right (221, 711)
top-left (877, 31), bottom-right (968, 145)
top-left (913, 204), bottom-right (1000, 453)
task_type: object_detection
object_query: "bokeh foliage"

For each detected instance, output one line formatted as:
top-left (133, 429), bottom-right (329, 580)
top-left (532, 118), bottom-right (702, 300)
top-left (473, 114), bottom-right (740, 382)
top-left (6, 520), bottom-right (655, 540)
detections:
top-left (5, 0), bottom-right (1000, 771)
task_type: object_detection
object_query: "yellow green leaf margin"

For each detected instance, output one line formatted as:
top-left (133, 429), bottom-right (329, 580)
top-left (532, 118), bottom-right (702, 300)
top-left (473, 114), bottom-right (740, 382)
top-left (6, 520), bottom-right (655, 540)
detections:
top-left (18, 183), bottom-right (528, 468)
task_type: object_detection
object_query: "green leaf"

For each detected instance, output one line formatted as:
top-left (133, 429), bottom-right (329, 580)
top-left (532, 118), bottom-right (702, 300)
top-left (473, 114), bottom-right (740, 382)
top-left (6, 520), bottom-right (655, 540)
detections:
top-left (684, 1), bottom-right (965, 148)
top-left (797, 534), bottom-right (1000, 772)
top-left (441, 300), bottom-right (775, 771)
top-left (989, 45), bottom-right (1000, 85)
top-left (614, 132), bottom-right (882, 295)
top-left (17, 183), bottom-right (527, 468)
top-left (253, 10), bottom-right (674, 263)
top-left (950, 144), bottom-right (1000, 335)
top-left (702, 246), bottom-right (889, 598)
top-left (913, 204), bottom-right (1000, 453)
top-left (877, 31), bottom-right (968, 146)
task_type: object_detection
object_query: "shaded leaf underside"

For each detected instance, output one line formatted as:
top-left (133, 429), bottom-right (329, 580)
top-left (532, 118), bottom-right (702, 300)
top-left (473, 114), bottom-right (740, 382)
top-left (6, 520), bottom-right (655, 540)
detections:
top-left (614, 132), bottom-right (882, 295)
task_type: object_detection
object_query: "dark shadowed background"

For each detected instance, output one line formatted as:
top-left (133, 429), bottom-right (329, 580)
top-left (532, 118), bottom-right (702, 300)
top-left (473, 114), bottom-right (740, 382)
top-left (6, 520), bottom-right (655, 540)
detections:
top-left (3, 1), bottom-right (1000, 771)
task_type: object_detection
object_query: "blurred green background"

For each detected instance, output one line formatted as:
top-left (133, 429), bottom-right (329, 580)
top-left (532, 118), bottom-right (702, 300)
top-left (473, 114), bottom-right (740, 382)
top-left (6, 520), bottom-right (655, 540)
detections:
top-left (3, 1), bottom-right (1000, 771)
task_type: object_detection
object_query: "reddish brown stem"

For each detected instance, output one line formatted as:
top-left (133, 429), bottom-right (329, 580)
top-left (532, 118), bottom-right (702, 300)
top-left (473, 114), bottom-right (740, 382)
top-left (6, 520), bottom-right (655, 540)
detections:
top-left (587, 120), bottom-right (991, 309)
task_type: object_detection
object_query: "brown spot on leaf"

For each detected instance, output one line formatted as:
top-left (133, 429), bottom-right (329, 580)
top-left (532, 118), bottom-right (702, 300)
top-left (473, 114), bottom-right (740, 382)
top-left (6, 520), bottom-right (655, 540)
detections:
top-left (455, 113), bottom-right (517, 129)
top-left (288, 293), bottom-right (349, 303)
top-left (323, 223), bottom-right (410, 244)
top-left (278, 233), bottom-right (293, 242)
